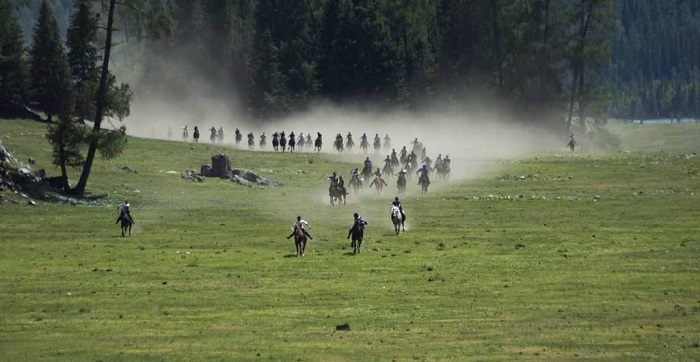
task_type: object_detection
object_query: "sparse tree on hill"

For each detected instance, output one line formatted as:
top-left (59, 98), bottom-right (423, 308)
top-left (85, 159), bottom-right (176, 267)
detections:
top-left (66, 0), bottom-right (99, 122)
top-left (71, 0), bottom-right (170, 196)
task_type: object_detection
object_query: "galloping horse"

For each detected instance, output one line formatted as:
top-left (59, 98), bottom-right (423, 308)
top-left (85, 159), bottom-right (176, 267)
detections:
top-left (247, 133), bottom-right (255, 148)
top-left (314, 134), bottom-right (323, 152)
top-left (360, 139), bottom-right (369, 153)
top-left (288, 134), bottom-right (296, 152)
top-left (293, 226), bottom-right (307, 257)
top-left (349, 174), bottom-right (362, 193)
top-left (396, 171), bottom-right (407, 194)
top-left (280, 133), bottom-right (287, 152)
top-left (418, 175), bottom-right (430, 194)
top-left (346, 135), bottom-right (355, 150)
top-left (259, 133), bottom-right (267, 149)
top-left (369, 175), bottom-right (387, 195)
top-left (235, 129), bottom-right (242, 146)
top-left (297, 134), bottom-right (305, 150)
top-left (347, 221), bottom-right (365, 254)
top-left (120, 213), bottom-right (133, 237)
top-left (361, 164), bottom-right (373, 181)
top-left (390, 206), bottom-right (404, 235)
top-left (272, 133), bottom-right (280, 151)
top-left (334, 136), bottom-right (344, 153)
top-left (329, 183), bottom-right (347, 205)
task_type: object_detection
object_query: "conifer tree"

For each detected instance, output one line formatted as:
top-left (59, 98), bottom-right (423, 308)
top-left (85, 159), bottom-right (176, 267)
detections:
top-left (67, 0), bottom-right (99, 122)
top-left (0, 0), bottom-right (29, 111)
top-left (28, 0), bottom-right (73, 122)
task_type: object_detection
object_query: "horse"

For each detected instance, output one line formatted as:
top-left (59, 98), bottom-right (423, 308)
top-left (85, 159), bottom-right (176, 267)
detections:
top-left (280, 133), bottom-right (287, 152)
top-left (293, 226), bottom-right (307, 257)
top-left (297, 135), bottom-right (305, 150)
top-left (334, 136), bottom-right (344, 153)
top-left (347, 221), bottom-right (365, 254)
top-left (314, 135), bottom-right (323, 152)
top-left (235, 129), bottom-right (242, 146)
top-left (182, 127), bottom-right (189, 141)
top-left (418, 175), bottom-right (430, 194)
top-left (259, 133), bottom-right (267, 149)
top-left (361, 164), bottom-right (373, 181)
top-left (346, 136), bottom-right (355, 151)
top-left (373, 138), bottom-right (381, 153)
top-left (349, 174), bottom-right (362, 193)
top-left (272, 133), bottom-right (279, 151)
top-left (120, 213), bottom-right (133, 237)
top-left (435, 162), bottom-right (450, 181)
top-left (397, 172), bottom-right (406, 194)
top-left (288, 134), bottom-right (296, 152)
top-left (329, 183), bottom-right (347, 205)
top-left (382, 162), bottom-right (393, 178)
top-left (390, 206), bottom-right (405, 235)
top-left (360, 139), bottom-right (369, 153)
top-left (247, 133), bottom-right (255, 148)
top-left (567, 136), bottom-right (577, 151)
top-left (369, 175), bottom-right (387, 195)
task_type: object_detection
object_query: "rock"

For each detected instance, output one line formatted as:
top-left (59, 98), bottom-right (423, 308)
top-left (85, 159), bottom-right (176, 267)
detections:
top-left (335, 323), bottom-right (351, 331)
top-left (28, 200), bottom-right (36, 205)
top-left (231, 175), bottom-right (253, 187)
top-left (231, 169), bottom-right (283, 187)
top-left (211, 154), bottom-right (231, 177)
top-left (33, 169), bottom-right (46, 179)
top-left (181, 170), bottom-right (204, 182)
top-left (200, 165), bottom-right (212, 177)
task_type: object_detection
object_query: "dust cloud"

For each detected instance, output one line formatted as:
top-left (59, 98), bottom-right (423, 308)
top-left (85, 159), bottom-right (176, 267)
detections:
top-left (112, 44), bottom-right (565, 185)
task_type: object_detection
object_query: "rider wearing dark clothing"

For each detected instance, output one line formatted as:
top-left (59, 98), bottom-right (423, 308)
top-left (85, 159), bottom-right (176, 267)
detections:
top-left (115, 200), bottom-right (134, 224)
top-left (391, 196), bottom-right (406, 219)
top-left (417, 164), bottom-right (430, 185)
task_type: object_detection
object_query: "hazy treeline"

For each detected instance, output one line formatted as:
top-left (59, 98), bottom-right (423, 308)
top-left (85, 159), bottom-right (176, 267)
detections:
top-left (7, 0), bottom-right (699, 126)
top-left (608, 0), bottom-right (700, 120)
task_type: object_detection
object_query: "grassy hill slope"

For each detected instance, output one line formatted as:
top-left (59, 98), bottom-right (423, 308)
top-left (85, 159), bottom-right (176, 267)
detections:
top-left (1, 118), bottom-right (699, 361)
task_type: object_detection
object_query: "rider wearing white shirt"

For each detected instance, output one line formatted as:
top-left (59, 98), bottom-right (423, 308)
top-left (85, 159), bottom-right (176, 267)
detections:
top-left (287, 216), bottom-right (313, 239)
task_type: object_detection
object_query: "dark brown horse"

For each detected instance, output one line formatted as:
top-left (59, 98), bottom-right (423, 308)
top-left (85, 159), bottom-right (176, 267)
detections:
top-left (294, 226), bottom-right (307, 257)
top-left (120, 214), bottom-right (133, 236)
top-left (347, 221), bottom-right (365, 254)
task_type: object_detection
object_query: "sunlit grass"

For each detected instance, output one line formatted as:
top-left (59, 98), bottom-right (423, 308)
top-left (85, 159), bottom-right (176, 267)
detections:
top-left (1, 118), bottom-right (699, 361)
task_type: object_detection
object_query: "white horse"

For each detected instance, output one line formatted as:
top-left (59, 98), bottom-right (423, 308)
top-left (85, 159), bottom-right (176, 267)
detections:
top-left (390, 206), bottom-right (404, 235)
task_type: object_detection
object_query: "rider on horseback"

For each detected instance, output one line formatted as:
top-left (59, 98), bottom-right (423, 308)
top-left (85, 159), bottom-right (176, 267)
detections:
top-left (361, 133), bottom-right (368, 143)
top-left (115, 200), bottom-right (134, 224)
top-left (417, 164), bottom-right (431, 185)
top-left (353, 212), bottom-right (368, 228)
top-left (287, 216), bottom-right (313, 240)
top-left (391, 196), bottom-right (406, 220)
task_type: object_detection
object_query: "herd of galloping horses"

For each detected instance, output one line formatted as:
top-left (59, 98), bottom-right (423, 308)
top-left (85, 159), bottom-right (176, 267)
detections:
top-left (328, 135), bottom-right (452, 205)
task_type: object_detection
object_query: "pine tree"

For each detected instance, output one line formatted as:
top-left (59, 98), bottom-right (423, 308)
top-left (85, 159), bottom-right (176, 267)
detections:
top-left (28, 0), bottom-right (73, 122)
top-left (0, 0), bottom-right (29, 111)
top-left (67, 0), bottom-right (99, 122)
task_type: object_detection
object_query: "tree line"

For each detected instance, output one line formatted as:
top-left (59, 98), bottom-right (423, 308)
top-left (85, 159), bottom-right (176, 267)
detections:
top-left (3, 0), bottom-right (697, 194)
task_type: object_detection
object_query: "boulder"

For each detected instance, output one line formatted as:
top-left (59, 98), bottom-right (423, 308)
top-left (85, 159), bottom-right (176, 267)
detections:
top-left (211, 154), bottom-right (231, 178)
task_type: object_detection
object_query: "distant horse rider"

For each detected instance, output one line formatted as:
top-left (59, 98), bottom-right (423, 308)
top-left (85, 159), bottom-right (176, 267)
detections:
top-left (182, 126), bottom-right (189, 141)
top-left (567, 134), bottom-right (577, 151)
top-left (193, 126), bottom-right (200, 143)
top-left (287, 216), bottom-right (313, 240)
top-left (417, 164), bottom-right (430, 185)
top-left (210, 127), bottom-right (217, 143)
top-left (217, 127), bottom-right (224, 143)
top-left (116, 200), bottom-right (135, 224)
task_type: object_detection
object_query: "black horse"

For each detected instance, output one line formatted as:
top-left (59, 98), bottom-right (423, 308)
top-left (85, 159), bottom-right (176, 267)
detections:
top-left (272, 133), bottom-right (279, 151)
top-left (234, 129), bottom-right (242, 146)
top-left (314, 133), bottom-right (323, 152)
top-left (288, 132), bottom-right (296, 152)
top-left (120, 213), bottom-right (133, 237)
top-left (347, 221), bottom-right (365, 254)
top-left (280, 132), bottom-right (287, 152)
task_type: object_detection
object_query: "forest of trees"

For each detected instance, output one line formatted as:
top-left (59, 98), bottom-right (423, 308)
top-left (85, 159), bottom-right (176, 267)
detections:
top-left (2, 0), bottom-right (699, 134)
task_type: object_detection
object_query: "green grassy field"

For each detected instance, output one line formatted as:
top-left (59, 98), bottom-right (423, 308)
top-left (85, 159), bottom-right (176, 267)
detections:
top-left (1, 118), bottom-right (699, 361)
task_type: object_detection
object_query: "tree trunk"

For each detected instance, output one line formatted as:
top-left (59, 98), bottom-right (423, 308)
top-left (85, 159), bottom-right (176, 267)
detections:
top-left (71, 0), bottom-right (116, 196)
top-left (58, 144), bottom-right (69, 191)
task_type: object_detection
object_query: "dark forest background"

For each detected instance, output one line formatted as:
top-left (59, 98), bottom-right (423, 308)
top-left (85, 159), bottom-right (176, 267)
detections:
top-left (5, 0), bottom-right (700, 128)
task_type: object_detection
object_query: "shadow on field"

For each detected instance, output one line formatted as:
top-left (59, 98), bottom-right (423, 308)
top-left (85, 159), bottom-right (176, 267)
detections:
top-left (282, 254), bottom-right (300, 258)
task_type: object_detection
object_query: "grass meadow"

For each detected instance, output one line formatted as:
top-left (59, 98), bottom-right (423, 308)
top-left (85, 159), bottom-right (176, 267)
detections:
top-left (0, 118), bottom-right (699, 361)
